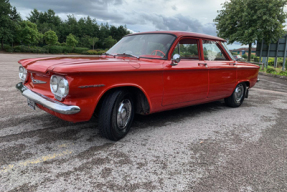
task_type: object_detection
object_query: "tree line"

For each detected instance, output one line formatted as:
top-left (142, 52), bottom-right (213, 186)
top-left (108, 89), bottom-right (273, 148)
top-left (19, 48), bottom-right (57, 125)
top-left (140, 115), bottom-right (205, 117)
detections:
top-left (0, 0), bottom-right (130, 51)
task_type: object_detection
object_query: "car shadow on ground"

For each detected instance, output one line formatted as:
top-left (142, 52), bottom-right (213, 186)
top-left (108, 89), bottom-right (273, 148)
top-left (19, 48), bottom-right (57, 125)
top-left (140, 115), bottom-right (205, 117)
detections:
top-left (4, 100), bottom-right (231, 145)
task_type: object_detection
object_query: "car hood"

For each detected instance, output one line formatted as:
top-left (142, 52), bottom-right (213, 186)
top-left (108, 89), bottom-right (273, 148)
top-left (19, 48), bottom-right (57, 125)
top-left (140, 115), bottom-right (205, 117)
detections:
top-left (19, 56), bottom-right (141, 74)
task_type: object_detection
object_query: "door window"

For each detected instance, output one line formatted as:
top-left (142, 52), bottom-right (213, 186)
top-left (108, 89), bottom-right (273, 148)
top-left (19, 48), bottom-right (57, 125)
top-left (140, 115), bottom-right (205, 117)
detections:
top-left (172, 38), bottom-right (199, 60)
top-left (202, 40), bottom-right (227, 61)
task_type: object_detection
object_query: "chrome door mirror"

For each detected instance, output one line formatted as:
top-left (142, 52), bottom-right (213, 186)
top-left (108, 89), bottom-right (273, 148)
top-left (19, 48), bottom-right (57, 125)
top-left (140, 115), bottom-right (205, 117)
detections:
top-left (171, 54), bottom-right (181, 66)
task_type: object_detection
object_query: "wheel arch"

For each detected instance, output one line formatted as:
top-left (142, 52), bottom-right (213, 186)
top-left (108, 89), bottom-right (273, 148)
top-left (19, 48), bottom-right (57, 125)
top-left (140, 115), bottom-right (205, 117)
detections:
top-left (234, 80), bottom-right (250, 90)
top-left (94, 84), bottom-right (151, 116)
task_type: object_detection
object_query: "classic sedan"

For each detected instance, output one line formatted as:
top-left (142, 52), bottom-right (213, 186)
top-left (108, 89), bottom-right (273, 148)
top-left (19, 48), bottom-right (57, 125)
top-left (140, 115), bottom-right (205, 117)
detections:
top-left (16, 31), bottom-right (260, 141)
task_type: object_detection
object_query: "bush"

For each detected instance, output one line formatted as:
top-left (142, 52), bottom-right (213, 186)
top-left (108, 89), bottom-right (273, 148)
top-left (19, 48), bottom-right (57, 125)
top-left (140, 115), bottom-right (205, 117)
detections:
top-left (82, 49), bottom-right (107, 55)
top-left (66, 33), bottom-right (78, 47)
top-left (61, 42), bottom-right (67, 46)
top-left (31, 46), bottom-right (48, 53)
top-left (12, 45), bottom-right (48, 53)
top-left (254, 57), bottom-right (260, 62)
top-left (74, 47), bottom-right (89, 54)
top-left (13, 46), bottom-right (22, 52)
top-left (266, 67), bottom-right (276, 73)
top-left (279, 71), bottom-right (287, 76)
top-left (62, 46), bottom-right (73, 53)
top-left (45, 45), bottom-right (63, 54)
top-left (242, 54), bottom-right (248, 59)
top-left (44, 30), bottom-right (58, 45)
top-left (3, 44), bottom-right (13, 52)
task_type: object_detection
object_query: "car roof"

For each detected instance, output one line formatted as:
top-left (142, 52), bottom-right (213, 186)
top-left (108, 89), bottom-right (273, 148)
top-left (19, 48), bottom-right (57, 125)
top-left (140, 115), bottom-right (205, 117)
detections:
top-left (126, 31), bottom-right (226, 42)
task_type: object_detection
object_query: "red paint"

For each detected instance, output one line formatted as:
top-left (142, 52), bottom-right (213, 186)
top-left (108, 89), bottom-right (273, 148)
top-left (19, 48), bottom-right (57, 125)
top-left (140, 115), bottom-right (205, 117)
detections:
top-left (18, 31), bottom-right (259, 123)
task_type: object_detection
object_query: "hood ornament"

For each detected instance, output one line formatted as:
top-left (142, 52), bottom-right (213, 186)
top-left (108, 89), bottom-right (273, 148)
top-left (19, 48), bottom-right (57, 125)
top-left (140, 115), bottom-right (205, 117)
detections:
top-left (31, 73), bottom-right (46, 84)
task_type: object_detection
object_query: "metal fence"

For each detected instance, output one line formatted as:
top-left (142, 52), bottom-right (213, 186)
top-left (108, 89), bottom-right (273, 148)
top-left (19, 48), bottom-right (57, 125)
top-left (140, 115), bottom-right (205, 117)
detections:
top-left (256, 35), bottom-right (287, 71)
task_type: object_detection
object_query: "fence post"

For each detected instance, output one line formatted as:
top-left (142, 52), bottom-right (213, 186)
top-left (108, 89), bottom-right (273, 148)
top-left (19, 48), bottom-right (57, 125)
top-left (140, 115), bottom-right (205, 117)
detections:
top-left (283, 36), bottom-right (287, 71)
top-left (259, 40), bottom-right (263, 69)
top-left (274, 40), bottom-right (279, 68)
top-left (266, 44), bottom-right (270, 69)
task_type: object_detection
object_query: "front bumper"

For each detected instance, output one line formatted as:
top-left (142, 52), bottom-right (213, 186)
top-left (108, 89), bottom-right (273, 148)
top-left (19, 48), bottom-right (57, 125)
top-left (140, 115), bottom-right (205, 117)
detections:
top-left (16, 82), bottom-right (81, 115)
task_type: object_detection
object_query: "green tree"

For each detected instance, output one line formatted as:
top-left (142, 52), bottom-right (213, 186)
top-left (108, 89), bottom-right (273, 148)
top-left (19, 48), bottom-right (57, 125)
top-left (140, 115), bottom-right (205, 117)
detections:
top-left (103, 36), bottom-right (117, 48)
top-left (214, 0), bottom-right (287, 61)
top-left (27, 9), bottom-right (61, 35)
top-left (89, 37), bottom-right (99, 50)
top-left (17, 21), bottom-right (42, 46)
top-left (0, 0), bottom-right (21, 50)
top-left (44, 30), bottom-right (58, 45)
top-left (66, 33), bottom-right (78, 47)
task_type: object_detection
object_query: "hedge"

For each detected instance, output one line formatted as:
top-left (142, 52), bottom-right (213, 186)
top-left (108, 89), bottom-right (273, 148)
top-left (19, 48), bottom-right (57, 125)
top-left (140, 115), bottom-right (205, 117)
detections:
top-left (13, 45), bottom-right (48, 53)
top-left (3, 44), bottom-right (13, 52)
top-left (73, 47), bottom-right (90, 54)
top-left (44, 46), bottom-right (90, 54)
top-left (82, 49), bottom-right (107, 55)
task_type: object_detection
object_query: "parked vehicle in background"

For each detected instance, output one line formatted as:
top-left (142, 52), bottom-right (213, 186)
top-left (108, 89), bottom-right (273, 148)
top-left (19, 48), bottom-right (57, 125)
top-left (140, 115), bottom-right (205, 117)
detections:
top-left (233, 55), bottom-right (243, 61)
top-left (16, 31), bottom-right (260, 141)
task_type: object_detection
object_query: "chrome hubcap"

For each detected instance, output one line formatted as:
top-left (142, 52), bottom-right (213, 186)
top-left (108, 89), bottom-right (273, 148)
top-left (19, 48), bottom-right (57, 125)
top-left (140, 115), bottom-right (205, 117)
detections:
top-left (234, 84), bottom-right (244, 103)
top-left (117, 99), bottom-right (132, 129)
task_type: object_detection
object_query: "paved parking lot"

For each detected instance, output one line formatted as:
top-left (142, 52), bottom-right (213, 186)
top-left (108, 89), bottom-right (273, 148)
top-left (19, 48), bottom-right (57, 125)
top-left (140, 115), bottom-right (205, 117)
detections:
top-left (0, 53), bottom-right (287, 191)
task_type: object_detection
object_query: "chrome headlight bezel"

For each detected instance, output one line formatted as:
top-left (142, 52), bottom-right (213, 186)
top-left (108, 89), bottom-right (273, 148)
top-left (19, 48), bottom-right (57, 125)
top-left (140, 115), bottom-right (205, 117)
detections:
top-left (50, 75), bottom-right (69, 101)
top-left (19, 66), bottom-right (28, 82)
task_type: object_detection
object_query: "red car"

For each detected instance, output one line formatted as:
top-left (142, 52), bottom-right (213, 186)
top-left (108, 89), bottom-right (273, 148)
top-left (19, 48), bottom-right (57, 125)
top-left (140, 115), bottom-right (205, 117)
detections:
top-left (16, 31), bottom-right (260, 141)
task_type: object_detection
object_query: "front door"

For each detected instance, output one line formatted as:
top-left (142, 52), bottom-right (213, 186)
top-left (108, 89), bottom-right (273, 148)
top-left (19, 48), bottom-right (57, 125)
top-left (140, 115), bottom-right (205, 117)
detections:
top-left (162, 38), bottom-right (208, 106)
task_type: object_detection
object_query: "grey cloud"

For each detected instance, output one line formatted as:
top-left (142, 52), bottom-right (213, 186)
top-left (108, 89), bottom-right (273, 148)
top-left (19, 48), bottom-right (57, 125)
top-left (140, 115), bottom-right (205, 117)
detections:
top-left (11, 0), bottom-right (124, 21)
top-left (11, 0), bottom-right (218, 37)
top-left (139, 13), bottom-right (217, 36)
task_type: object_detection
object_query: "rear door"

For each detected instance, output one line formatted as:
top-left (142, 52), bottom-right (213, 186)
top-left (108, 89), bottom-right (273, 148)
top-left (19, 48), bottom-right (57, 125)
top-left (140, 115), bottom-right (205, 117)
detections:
top-left (162, 38), bottom-right (208, 106)
top-left (202, 40), bottom-right (237, 98)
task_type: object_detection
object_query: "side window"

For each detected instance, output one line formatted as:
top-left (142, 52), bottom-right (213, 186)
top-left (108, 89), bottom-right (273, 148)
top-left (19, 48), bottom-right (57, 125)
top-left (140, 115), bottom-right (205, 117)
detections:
top-left (172, 38), bottom-right (199, 60)
top-left (202, 40), bottom-right (227, 61)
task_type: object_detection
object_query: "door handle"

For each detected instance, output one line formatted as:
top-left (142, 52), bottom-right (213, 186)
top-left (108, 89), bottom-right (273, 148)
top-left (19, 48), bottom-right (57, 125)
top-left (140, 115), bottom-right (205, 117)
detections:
top-left (229, 63), bottom-right (236, 65)
top-left (198, 63), bottom-right (207, 67)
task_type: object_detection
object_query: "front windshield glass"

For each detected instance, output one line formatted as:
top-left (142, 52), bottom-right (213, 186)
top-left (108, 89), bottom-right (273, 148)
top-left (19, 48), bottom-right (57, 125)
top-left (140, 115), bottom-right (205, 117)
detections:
top-left (222, 42), bottom-right (235, 61)
top-left (106, 34), bottom-right (176, 59)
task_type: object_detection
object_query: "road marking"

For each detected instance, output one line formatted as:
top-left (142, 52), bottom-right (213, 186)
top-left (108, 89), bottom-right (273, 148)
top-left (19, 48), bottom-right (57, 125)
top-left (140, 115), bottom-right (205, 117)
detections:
top-left (0, 149), bottom-right (72, 173)
top-left (252, 88), bottom-right (287, 95)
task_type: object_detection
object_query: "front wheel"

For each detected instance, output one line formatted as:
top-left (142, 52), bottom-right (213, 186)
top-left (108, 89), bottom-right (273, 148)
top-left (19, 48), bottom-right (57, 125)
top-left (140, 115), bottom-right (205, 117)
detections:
top-left (98, 89), bottom-right (135, 141)
top-left (225, 83), bottom-right (246, 108)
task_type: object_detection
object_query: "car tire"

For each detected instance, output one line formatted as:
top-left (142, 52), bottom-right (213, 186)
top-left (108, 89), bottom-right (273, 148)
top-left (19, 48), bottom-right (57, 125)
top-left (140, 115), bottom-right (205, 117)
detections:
top-left (225, 83), bottom-right (246, 108)
top-left (98, 89), bottom-right (135, 141)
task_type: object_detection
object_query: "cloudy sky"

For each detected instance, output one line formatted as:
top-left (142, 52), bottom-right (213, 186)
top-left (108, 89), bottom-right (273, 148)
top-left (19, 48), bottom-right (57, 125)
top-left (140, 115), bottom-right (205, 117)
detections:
top-left (10, 0), bottom-right (252, 49)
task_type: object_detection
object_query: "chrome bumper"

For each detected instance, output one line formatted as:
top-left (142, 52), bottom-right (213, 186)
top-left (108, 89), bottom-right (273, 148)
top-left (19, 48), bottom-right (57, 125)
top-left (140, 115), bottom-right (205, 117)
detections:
top-left (16, 82), bottom-right (81, 115)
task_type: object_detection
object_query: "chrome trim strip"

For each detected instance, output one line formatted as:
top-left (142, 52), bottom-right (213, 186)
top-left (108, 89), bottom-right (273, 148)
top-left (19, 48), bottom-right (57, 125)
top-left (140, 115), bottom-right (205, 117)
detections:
top-left (16, 82), bottom-right (80, 115)
top-left (79, 84), bottom-right (105, 88)
top-left (31, 73), bottom-right (47, 84)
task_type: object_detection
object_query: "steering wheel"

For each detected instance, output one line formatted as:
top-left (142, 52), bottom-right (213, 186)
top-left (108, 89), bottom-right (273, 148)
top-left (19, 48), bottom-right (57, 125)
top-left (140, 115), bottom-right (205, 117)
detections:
top-left (151, 50), bottom-right (166, 57)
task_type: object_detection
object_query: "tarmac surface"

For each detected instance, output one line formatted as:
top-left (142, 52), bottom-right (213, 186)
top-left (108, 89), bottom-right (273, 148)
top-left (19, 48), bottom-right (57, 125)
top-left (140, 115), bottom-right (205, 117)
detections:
top-left (0, 53), bottom-right (287, 191)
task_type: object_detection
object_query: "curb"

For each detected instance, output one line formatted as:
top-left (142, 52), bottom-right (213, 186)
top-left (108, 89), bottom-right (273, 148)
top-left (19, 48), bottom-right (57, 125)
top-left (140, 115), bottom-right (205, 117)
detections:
top-left (259, 72), bottom-right (287, 80)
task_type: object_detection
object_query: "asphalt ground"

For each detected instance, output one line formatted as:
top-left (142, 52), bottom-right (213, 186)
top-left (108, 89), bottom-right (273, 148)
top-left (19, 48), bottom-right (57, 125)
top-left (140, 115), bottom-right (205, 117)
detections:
top-left (0, 53), bottom-right (287, 192)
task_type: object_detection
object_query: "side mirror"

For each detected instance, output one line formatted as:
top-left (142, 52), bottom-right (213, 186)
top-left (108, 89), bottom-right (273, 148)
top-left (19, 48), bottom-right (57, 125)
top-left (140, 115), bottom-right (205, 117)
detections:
top-left (171, 54), bottom-right (181, 66)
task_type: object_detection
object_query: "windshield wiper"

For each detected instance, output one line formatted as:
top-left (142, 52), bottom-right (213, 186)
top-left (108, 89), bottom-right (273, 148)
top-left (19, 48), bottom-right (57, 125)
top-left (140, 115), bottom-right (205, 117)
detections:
top-left (102, 52), bottom-right (116, 57)
top-left (116, 53), bottom-right (140, 59)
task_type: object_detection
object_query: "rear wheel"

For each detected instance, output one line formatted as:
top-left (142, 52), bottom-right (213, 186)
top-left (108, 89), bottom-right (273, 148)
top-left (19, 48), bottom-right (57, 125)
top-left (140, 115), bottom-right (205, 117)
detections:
top-left (98, 89), bottom-right (135, 141)
top-left (225, 83), bottom-right (246, 108)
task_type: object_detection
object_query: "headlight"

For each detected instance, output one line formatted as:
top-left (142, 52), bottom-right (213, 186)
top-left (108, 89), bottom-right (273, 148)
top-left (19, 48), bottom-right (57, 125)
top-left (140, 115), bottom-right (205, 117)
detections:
top-left (19, 66), bottom-right (27, 82)
top-left (50, 76), bottom-right (58, 92)
top-left (50, 75), bottom-right (69, 101)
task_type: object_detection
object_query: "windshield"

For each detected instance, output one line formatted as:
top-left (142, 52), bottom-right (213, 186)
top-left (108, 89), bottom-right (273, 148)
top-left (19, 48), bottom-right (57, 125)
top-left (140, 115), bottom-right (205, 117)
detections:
top-left (106, 34), bottom-right (176, 59)
top-left (221, 42), bottom-right (235, 61)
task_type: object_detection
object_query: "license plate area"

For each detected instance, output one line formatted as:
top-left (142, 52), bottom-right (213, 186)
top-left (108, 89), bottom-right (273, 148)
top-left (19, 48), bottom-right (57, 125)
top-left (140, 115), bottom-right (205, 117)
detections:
top-left (27, 98), bottom-right (36, 110)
